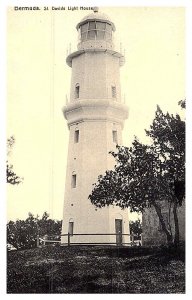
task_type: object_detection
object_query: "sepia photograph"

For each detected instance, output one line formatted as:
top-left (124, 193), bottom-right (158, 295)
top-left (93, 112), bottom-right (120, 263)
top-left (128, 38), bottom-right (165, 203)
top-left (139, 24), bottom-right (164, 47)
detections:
top-left (5, 1), bottom-right (187, 294)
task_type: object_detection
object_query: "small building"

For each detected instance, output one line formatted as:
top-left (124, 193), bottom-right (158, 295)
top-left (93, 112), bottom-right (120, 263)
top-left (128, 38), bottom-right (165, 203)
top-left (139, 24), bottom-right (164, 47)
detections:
top-left (142, 201), bottom-right (185, 246)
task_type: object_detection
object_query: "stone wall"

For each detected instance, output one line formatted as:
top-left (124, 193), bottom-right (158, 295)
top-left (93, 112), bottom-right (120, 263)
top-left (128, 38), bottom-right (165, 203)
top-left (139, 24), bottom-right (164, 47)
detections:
top-left (142, 200), bottom-right (185, 246)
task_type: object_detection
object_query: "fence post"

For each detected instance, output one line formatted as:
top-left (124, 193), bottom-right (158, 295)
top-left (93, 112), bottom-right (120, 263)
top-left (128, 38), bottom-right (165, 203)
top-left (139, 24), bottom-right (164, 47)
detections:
top-left (37, 235), bottom-right (39, 248)
top-left (141, 233), bottom-right (143, 246)
top-left (44, 234), bottom-right (48, 246)
top-left (130, 234), bottom-right (134, 246)
top-left (68, 233), bottom-right (70, 246)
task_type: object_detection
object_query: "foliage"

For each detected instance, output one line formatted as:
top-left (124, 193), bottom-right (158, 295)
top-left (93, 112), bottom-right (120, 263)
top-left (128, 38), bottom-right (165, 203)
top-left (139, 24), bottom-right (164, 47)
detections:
top-left (7, 136), bottom-right (15, 155)
top-left (129, 219), bottom-right (142, 239)
top-left (89, 104), bottom-right (185, 246)
top-left (7, 136), bottom-right (23, 185)
top-left (145, 105), bottom-right (185, 188)
top-left (7, 212), bottom-right (62, 250)
top-left (178, 99), bottom-right (186, 109)
top-left (6, 163), bottom-right (23, 185)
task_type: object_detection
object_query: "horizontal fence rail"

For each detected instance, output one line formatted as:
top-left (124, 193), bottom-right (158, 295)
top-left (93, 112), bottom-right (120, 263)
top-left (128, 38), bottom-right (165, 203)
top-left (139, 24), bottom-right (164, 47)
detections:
top-left (37, 233), bottom-right (142, 247)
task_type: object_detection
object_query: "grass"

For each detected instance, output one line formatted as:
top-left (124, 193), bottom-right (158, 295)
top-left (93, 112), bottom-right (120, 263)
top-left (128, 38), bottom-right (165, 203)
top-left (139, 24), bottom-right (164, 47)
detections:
top-left (7, 244), bottom-right (185, 293)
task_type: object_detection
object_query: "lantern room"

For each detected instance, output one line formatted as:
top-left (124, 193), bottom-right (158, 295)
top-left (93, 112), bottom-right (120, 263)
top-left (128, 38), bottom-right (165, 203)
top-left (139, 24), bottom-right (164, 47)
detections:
top-left (76, 8), bottom-right (116, 50)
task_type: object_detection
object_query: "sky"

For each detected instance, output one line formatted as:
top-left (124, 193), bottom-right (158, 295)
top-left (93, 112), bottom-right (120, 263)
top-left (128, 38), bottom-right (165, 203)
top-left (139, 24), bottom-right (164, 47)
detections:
top-left (7, 6), bottom-right (185, 222)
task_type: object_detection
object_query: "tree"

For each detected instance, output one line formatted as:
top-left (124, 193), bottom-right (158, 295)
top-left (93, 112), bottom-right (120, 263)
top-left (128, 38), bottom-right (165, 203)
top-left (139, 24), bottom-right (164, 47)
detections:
top-left (7, 212), bottom-right (62, 250)
top-left (7, 136), bottom-right (23, 185)
top-left (129, 219), bottom-right (142, 240)
top-left (145, 104), bottom-right (185, 246)
top-left (89, 104), bottom-right (185, 247)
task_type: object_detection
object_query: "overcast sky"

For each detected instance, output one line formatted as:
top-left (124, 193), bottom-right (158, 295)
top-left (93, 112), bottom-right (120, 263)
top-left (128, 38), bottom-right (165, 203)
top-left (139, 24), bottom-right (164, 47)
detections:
top-left (7, 6), bottom-right (185, 221)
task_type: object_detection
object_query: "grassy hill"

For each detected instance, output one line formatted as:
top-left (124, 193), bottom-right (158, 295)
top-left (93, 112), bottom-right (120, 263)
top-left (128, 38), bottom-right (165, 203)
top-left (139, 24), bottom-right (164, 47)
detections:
top-left (7, 245), bottom-right (185, 293)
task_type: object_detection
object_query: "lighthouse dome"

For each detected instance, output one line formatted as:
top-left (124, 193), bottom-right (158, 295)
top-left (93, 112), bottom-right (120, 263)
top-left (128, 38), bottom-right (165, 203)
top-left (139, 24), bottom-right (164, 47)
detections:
top-left (76, 10), bottom-right (116, 31)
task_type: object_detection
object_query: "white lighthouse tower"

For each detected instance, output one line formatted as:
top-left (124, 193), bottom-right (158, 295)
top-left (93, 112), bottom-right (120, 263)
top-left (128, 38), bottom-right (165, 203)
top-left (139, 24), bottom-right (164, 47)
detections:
top-left (61, 8), bottom-right (130, 245)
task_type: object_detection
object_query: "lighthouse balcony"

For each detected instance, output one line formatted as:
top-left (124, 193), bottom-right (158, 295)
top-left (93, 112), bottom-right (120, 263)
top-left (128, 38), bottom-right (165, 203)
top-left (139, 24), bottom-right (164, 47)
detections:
top-left (77, 39), bottom-right (114, 51)
top-left (66, 48), bottom-right (125, 67)
top-left (62, 98), bottom-right (128, 127)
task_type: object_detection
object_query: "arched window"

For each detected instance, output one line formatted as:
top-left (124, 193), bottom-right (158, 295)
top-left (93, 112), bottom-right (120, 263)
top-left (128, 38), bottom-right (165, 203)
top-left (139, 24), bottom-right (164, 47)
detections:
top-left (111, 85), bottom-right (116, 98)
top-left (71, 172), bottom-right (77, 188)
top-left (74, 130), bottom-right (79, 143)
top-left (112, 130), bottom-right (118, 144)
top-left (75, 84), bottom-right (80, 99)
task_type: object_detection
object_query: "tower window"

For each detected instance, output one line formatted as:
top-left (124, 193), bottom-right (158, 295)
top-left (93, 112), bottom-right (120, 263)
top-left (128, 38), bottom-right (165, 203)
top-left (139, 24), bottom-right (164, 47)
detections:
top-left (89, 21), bottom-right (96, 30)
top-left (68, 222), bottom-right (74, 236)
top-left (81, 23), bottom-right (88, 32)
top-left (112, 130), bottom-right (118, 143)
top-left (74, 130), bottom-right (79, 143)
top-left (75, 84), bottom-right (80, 99)
top-left (96, 22), bottom-right (106, 30)
top-left (71, 174), bottom-right (77, 188)
top-left (112, 86), bottom-right (116, 98)
top-left (88, 30), bottom-right (96, 40)
top-left (80, 21), bottom-right (112, 42)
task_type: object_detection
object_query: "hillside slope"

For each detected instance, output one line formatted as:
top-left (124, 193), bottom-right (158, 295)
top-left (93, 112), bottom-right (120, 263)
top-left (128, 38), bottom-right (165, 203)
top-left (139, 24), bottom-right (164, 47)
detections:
top-left (7, 245), bottom-right (185, 293)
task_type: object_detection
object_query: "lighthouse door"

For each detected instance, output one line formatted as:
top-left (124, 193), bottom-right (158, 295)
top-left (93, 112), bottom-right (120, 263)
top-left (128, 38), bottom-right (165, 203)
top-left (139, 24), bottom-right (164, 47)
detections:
top-left (115, 219), bottom-right (122, 245)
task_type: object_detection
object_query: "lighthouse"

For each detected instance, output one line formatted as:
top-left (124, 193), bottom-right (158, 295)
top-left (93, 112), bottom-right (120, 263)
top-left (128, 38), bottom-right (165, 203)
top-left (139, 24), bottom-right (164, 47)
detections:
top-left (61, 8), bottom-right (130, 245)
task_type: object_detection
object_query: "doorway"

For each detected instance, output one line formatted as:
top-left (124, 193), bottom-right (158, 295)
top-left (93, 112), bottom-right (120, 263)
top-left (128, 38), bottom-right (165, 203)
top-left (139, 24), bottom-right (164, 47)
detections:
top-left (68, 221), bottom-right (74, 236)
top-left (115, 219), bottom-right (123, 245)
